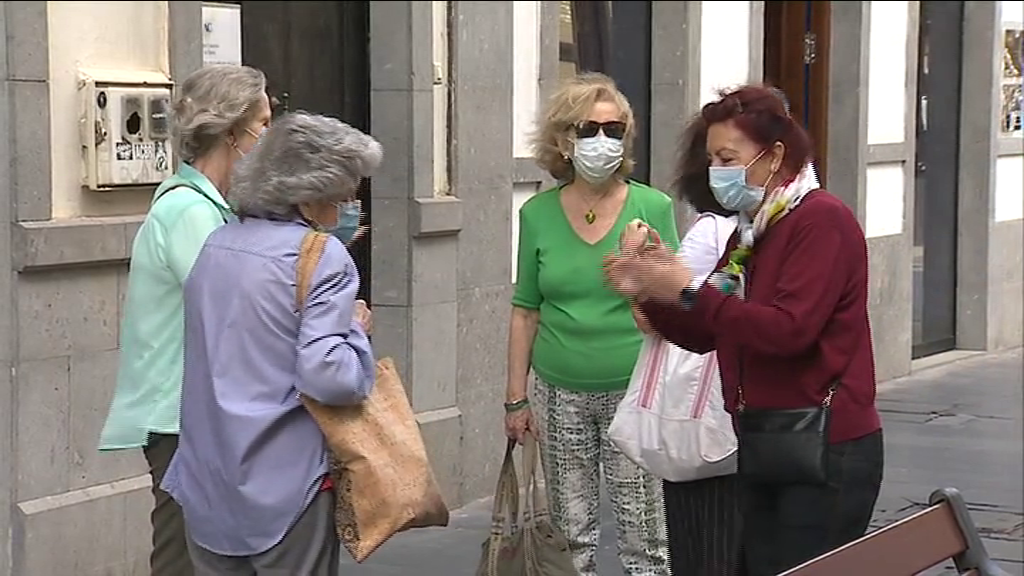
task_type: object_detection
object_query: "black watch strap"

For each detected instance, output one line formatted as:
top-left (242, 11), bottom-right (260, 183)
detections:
top-left (679, 285), bottom-right (698, 310)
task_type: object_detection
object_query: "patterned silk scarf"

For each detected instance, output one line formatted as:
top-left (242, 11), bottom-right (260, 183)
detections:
top-left (708, 162), bottom-right (821, 297)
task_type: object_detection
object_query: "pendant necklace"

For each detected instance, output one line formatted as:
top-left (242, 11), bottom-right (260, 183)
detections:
top-left (583, 193), bottom-right (608, 225)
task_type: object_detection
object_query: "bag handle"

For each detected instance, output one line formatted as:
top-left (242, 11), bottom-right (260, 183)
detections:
top-left (713, 214), bottom-right (736, 259)
top-left (521, 434), bottom-right (550, 525)
top-left (296, 231), bottom-right (330, 311)
top-left (295, 231), bottom-right (329, 412)
top-left (488, 439), bottom-right (521, 535)
top-left (690, 214), bottom-right (734, 419)
top-left (485, 440), bottom-right (522, 574)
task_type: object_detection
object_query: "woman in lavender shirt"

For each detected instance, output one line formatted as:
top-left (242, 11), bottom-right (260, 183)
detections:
top-left (162, 112), bottom-right (382, 575)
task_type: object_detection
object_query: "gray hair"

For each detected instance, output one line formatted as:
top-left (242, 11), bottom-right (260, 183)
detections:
top-left (229, 111), bottom-right (383, 220)
top-left (173, 65), bottom-right (267, 163)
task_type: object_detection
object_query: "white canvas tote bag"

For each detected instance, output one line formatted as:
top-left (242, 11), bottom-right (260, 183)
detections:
top-left (607, 214), bottom-right (738, 483)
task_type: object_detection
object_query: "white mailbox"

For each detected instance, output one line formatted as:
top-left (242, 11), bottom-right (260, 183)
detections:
top-left (79, 69), bottom-right (175, 191)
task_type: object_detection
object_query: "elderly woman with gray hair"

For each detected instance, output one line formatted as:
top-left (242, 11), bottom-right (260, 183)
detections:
top-left (161, 111), bottom-right (381, 575)
top-left (98, 64), bottom-right (271, 576)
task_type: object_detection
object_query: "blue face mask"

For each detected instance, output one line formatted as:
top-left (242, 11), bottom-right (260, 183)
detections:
top-left (573, 134), bottom-right (624, 184)
top-left (708, 149), bottom-right (772, 212)
top-left (331, 201), bottom-right (362, 245)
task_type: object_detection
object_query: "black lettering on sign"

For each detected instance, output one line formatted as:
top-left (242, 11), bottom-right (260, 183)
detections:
top-left (133, 143), bottom-right (155, 160)
top-left (115, 142), bottom-right (133, 161)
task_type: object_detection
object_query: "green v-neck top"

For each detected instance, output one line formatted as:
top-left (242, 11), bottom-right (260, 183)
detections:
top-left (512, 180), bottom-right (680, 392)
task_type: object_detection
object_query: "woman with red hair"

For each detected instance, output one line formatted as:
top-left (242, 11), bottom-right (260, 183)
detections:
top-left (606, 85), bottom-right (883, 575)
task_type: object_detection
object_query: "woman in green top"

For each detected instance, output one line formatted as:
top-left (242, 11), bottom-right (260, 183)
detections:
top-left (97, 65), bottom-right (272, 576)
top-left (505, 72), bottom-right (678, 576)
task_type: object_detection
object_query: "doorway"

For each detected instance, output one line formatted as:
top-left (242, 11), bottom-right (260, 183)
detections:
top-left (239, 1), bottom-right (373, 301)
top-left (763, 1), bottom-right (831, 183)
top-left (568, 1), bottom-right (653, 183)
top-left (912, 1), bottom-right (963, 359)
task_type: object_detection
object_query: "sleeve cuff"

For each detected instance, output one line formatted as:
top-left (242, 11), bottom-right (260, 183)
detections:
top-left (694, 282), bottom-right (730, 320)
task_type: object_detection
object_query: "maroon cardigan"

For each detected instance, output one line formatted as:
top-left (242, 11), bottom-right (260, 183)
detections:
top-left (641, 190), bottom-right (880, 444)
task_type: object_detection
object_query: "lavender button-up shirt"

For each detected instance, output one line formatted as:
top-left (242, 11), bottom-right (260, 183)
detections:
top-left (161, 217), bottom-right (374, 556)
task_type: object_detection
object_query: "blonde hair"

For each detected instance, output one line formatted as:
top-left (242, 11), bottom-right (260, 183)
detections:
top-left (531, 72), bottom-right (636, 182)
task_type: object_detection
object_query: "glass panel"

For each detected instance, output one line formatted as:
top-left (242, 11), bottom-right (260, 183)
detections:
top-left (1002, 28), bottom-right (1023, 135)
top-left (559, 1), bottom-right (574, 45)
top-left (559, 1), bottom-right (577, 79)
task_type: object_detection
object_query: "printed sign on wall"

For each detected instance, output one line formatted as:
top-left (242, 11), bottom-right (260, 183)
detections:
top-left (202, 2), bottom-right (242, 66)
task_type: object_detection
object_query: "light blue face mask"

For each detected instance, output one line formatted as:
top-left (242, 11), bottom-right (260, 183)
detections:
top-left (573, 134), bottom-right (624, 184)
top-left (708, 149), bottom-right (772, 212)
top-left (331, 201), bottom-right (362, 245)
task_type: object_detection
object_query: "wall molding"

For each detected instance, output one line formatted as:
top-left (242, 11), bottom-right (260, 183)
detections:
top-left (12, 217), bottom-right (143, 272)
top-left (866, 142), bottom-right (911, 164)
top-left (412, 196), bottom-right (462, 237)
top-left (997, 137), bottom-right (1024, 157)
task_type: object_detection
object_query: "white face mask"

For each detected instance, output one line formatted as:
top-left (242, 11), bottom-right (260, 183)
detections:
top-left (232, 127), bottom-right (265, 158)
top-left (572, 134), bottom-right (624, 184)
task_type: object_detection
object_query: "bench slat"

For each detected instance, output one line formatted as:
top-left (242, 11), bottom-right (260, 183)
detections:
top-left (782, 503), bottom-right (968, 576)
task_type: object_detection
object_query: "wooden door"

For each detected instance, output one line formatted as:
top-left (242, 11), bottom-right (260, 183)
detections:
top-left (239, 1), bottom-right (373, 301)
top-left (764, 1), bottom-right (831, 183)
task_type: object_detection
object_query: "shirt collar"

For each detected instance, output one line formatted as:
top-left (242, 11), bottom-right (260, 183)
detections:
top-left (176, 162), bottom-right (231, 211)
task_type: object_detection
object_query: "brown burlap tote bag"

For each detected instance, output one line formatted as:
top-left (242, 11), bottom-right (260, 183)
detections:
top-left (477, 436), bottom-right (577, 576)
top-left (296, 231), bottom-right (450, 562)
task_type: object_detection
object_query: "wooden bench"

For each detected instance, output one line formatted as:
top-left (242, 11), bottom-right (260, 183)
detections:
top-left (781, 487), bottom-right (1011, 576)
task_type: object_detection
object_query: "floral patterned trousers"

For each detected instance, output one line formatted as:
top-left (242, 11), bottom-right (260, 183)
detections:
top-left (533, 378), bottom-right (669, 576)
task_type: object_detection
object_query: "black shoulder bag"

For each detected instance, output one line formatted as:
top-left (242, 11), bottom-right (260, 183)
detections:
top-left (733, 270), bottom-right (856, 486)
top-left (735, 361), bottom-right (839, 486)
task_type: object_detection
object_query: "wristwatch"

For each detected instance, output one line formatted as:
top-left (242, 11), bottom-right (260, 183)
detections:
top-left (679, 280), bottom-right (701, 311)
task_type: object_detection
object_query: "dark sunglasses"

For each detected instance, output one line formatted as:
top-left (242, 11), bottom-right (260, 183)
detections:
top-left (575, 120), bottom-right (626, 140)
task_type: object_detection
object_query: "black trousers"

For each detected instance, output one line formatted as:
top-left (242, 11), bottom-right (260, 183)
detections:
top-left (740, 429), bottom-right (885, 576)
top-left (664, 473), bottom-right (743, 576)
top-left (143, 433), bottom-right (194, 576)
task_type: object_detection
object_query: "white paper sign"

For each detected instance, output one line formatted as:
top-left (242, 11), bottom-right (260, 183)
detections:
top-left (202, 2), bottom-right (242, 66)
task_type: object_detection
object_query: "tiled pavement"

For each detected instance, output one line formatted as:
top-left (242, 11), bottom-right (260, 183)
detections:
top-left (340, 349), bottom-right (1024, 575)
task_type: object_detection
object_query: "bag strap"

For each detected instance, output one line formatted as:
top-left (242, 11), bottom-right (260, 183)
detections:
top-left (488, 439), bottom-right (521, 535)
top-left (637, 337), bottom-right (668, 410)
top-left (691, 352), bottom-right (720, 420)
top-left (714, 215), bottom-right (737, 259)
top-left (690, 215), bottom-right (734, 419)
top-left (296, 231), bottom-right (330, 311)
top-left (154, 178), bottom-right (232, 224)
top-left (521, 434), bottom-right (550, 525)
top-left (485, 440), bottom-right (521, 574)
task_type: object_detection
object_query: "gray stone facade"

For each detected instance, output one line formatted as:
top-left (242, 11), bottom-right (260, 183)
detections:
top-left (0, 1), bottom-right (1019, 574)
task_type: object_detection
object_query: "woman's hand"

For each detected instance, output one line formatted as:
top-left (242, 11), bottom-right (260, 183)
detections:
top-left (605, 244), bottom-right (695, 302)
top-left (354, 300), bottom-right (373, 334)
top-left (619, 218), bottom-right (651, 256)
top-left (346, 224), bottom-right (369, 246)
top-left (504, 406), bottom-right (535, 444)
top-left (631, 304), bottom-right (653, 333)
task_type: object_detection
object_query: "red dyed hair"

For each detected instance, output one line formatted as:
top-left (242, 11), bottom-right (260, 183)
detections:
top-left (700, 85), bottom-right (814, 178)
